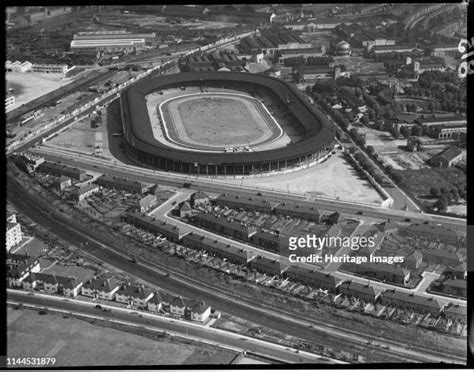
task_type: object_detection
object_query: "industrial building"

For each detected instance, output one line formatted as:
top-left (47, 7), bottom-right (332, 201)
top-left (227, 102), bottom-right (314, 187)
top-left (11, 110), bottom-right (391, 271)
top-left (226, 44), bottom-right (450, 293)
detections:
top-left (6, 214), bottom-right (23, 252)
top-left (238, 28), bottom-right (312, 56)
top-left (5, 94), bottom-right (15, 110)
top-left (278, 46), bottom-right (325, 63)
top-left (6, 60), bottom-right (32, 73)
top-left (70, 39), bottom-right (146, 53)
top-left (337, 23), bottom-right (395, 51)
top-left (26, 6), bottom-right (72, 23)
top-left (73, 31), bottom-right (156, 45)
top-left (431, 146), bottom-right (464, 168)
top-left (31, 64), bottom-right (69, 75)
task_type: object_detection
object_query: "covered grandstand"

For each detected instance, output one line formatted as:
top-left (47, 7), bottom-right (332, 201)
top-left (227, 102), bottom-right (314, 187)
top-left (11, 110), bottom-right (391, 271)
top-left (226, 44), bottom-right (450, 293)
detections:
top-left (121, 71), bottom-right (334, 176)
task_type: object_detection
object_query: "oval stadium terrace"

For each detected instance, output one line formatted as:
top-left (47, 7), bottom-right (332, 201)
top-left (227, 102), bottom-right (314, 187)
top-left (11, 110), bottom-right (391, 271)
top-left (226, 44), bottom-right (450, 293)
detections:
top-left (121, 71), bottom-right (335, 176)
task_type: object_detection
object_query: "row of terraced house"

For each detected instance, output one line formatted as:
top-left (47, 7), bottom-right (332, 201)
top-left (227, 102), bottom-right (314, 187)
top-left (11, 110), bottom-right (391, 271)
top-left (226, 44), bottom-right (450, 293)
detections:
top-left (109, 210), bottom-right (466, 323)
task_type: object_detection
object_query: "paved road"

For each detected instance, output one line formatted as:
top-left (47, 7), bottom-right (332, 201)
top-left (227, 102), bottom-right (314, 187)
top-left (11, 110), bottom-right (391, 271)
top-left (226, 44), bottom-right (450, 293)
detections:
top-left (6, 173), bottom-right (466, 365)
top-left (324, 221), bottom-right (370, 272)
top-left (27, 146), bottom-right (466, 234)
top-left (8, 290), bottom-right (336, 365)
top-left (142, 189), bottom-right (467, 308)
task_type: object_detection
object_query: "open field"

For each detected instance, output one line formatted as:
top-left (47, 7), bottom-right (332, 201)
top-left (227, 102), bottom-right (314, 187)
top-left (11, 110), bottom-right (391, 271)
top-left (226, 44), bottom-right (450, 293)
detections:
top-left (6, 72), bottom-right (72, 111)
top-left (172, 96), bottom-right (273, 147)
top-left (147, 89), bottom-right (291, 152)
top-left (393, 167), bottom-right (466, 211)
top-left (45, 114), bottom-right (111, 158)
top-left (213, 150), bottom-right (384, 205)
top-left (7, 307), bottom-right (234, 366)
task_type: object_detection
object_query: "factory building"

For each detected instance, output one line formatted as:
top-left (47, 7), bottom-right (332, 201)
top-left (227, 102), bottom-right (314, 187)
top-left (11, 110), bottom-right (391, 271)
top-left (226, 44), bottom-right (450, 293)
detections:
top-left (70, 39), bottom-right (146, 53)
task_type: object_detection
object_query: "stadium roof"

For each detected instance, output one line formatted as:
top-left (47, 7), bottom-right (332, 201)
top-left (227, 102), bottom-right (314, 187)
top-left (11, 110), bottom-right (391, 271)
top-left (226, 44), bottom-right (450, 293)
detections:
top-left (122, 72), bottom-right (334, 165)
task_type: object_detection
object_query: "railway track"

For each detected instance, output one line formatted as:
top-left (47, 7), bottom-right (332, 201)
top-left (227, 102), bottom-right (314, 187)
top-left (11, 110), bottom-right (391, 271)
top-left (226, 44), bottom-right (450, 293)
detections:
top-left (6, 170), bottom-right (466, 365)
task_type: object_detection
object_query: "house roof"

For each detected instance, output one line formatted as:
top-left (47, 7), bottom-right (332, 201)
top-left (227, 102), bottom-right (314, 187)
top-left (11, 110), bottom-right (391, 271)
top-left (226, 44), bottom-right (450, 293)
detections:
top-left (285, 266), bottom-right (338, 288)
top-left (424, 248), bottom-right (461, 262)
top-left (443, 279), bottom-right (466, 289)
top-left (381, 290), bottom-right (441, 310)
top-left (406, 250), bottom-right (423, 262)
top-left (184, 233), bottom-right (249, 262)
top-left (125, 213), bottom-right (186, 238)
top-left (339, 281), bottom-right (381, 297)
top-left (139, 194), bottom-right (157, 207)
top-left (405, 223), bottom-right (459, 239)
top-left (97, 174), bottom-right (149, 191)
top-left (73, 183), bottom-right (99, 195)
top-left (250, 256), bottom-right (287, 273)
top-left (148, 292), bottom-right (162, 304)
top-left (443, 304), bottom-right (466, 317)
top-left (216, 193), bottom-right (279, 210)
top-left (170, 296), bottom-right (186, 308)
top-left (273, 201), bottom-right (319, 217)
top-left (344, 262), bottom-right (409, 277)
top-left (39, 161), bottom-right (85, 177)
top-left (116, 284), bottom-right (153, 299)
top-left (83, 278), bottom-right (120, 292)
top-left (191, 301), bottom-right (211, 314)
top-left (433, 146), bottom-right (462, 163)
top-left (374, 221), bottom-right (399, 233)
top-left (447, 262), bottom-right (466, 273)
top-left (32, 273), bottom-right (79, 288)
top-left (160, 292), bottom-right (175, 304)
top-left (180, 201), bottom-right (192, 211)
top-left (194, 212), bottom-right (257, 235)
top-left (193, 190), bottom-right (210, 200)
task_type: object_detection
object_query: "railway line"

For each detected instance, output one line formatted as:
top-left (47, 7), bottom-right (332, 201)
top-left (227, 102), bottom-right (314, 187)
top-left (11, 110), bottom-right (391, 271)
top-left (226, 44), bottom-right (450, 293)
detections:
top-left (6, 170), bottom-right (466, 365)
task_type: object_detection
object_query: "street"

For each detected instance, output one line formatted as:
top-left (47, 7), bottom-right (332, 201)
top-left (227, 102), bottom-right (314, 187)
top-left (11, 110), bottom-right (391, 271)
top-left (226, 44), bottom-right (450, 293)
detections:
top-left (7, 290), bottom-right (336, 365)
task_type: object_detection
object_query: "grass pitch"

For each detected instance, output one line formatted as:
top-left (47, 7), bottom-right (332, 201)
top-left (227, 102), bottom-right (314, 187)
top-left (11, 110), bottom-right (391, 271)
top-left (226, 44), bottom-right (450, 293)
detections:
top-left (175, 97), bottom-right (269, 147)
top-left (7, 307), bottom-right (234, 366)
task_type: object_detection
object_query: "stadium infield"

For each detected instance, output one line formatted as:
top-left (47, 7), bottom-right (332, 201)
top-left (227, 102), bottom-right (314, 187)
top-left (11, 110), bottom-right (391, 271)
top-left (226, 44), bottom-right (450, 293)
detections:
top-left (160, 92), bottom-right (283, 150)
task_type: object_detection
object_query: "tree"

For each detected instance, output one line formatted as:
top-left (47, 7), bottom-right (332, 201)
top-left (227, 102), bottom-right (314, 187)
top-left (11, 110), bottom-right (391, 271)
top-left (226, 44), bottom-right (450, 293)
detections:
top-left (390, 126), bottom-right (400, 139)
top-left (436, 196), bottom-right (448, 212)
top-left (391, 172), bottom-right (402, 183)
top-left (374, 174), bottom-right (384, 184)
top-left (411, 125), bottom-right (422, 136)
top-left (360, 115), bottom-right (369, 126)
top-left (430, 186), bottom-right (440, 197)
top-left (366, 145), bottom-right (375, 155)
top-left (400, 126), bottom-right (412, 138)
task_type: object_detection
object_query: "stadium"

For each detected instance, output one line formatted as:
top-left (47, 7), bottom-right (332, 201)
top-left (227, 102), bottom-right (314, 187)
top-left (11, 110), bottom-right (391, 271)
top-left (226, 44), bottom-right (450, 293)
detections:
top-left (120, 71), bottom-right (335, 176)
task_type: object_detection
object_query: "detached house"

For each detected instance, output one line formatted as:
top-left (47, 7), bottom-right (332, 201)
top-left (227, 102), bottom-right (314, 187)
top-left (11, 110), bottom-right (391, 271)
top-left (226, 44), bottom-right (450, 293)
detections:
top-left (190, 301), bottom-right (212, 322)
top-left (81, 278), bottom-right (121, 300)
top-left (147, 292), bottom-right (163, 313)
top-left (115, 283), bottom-right (154, 308)
top-left (170, 296), bottom-right (187, 316)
